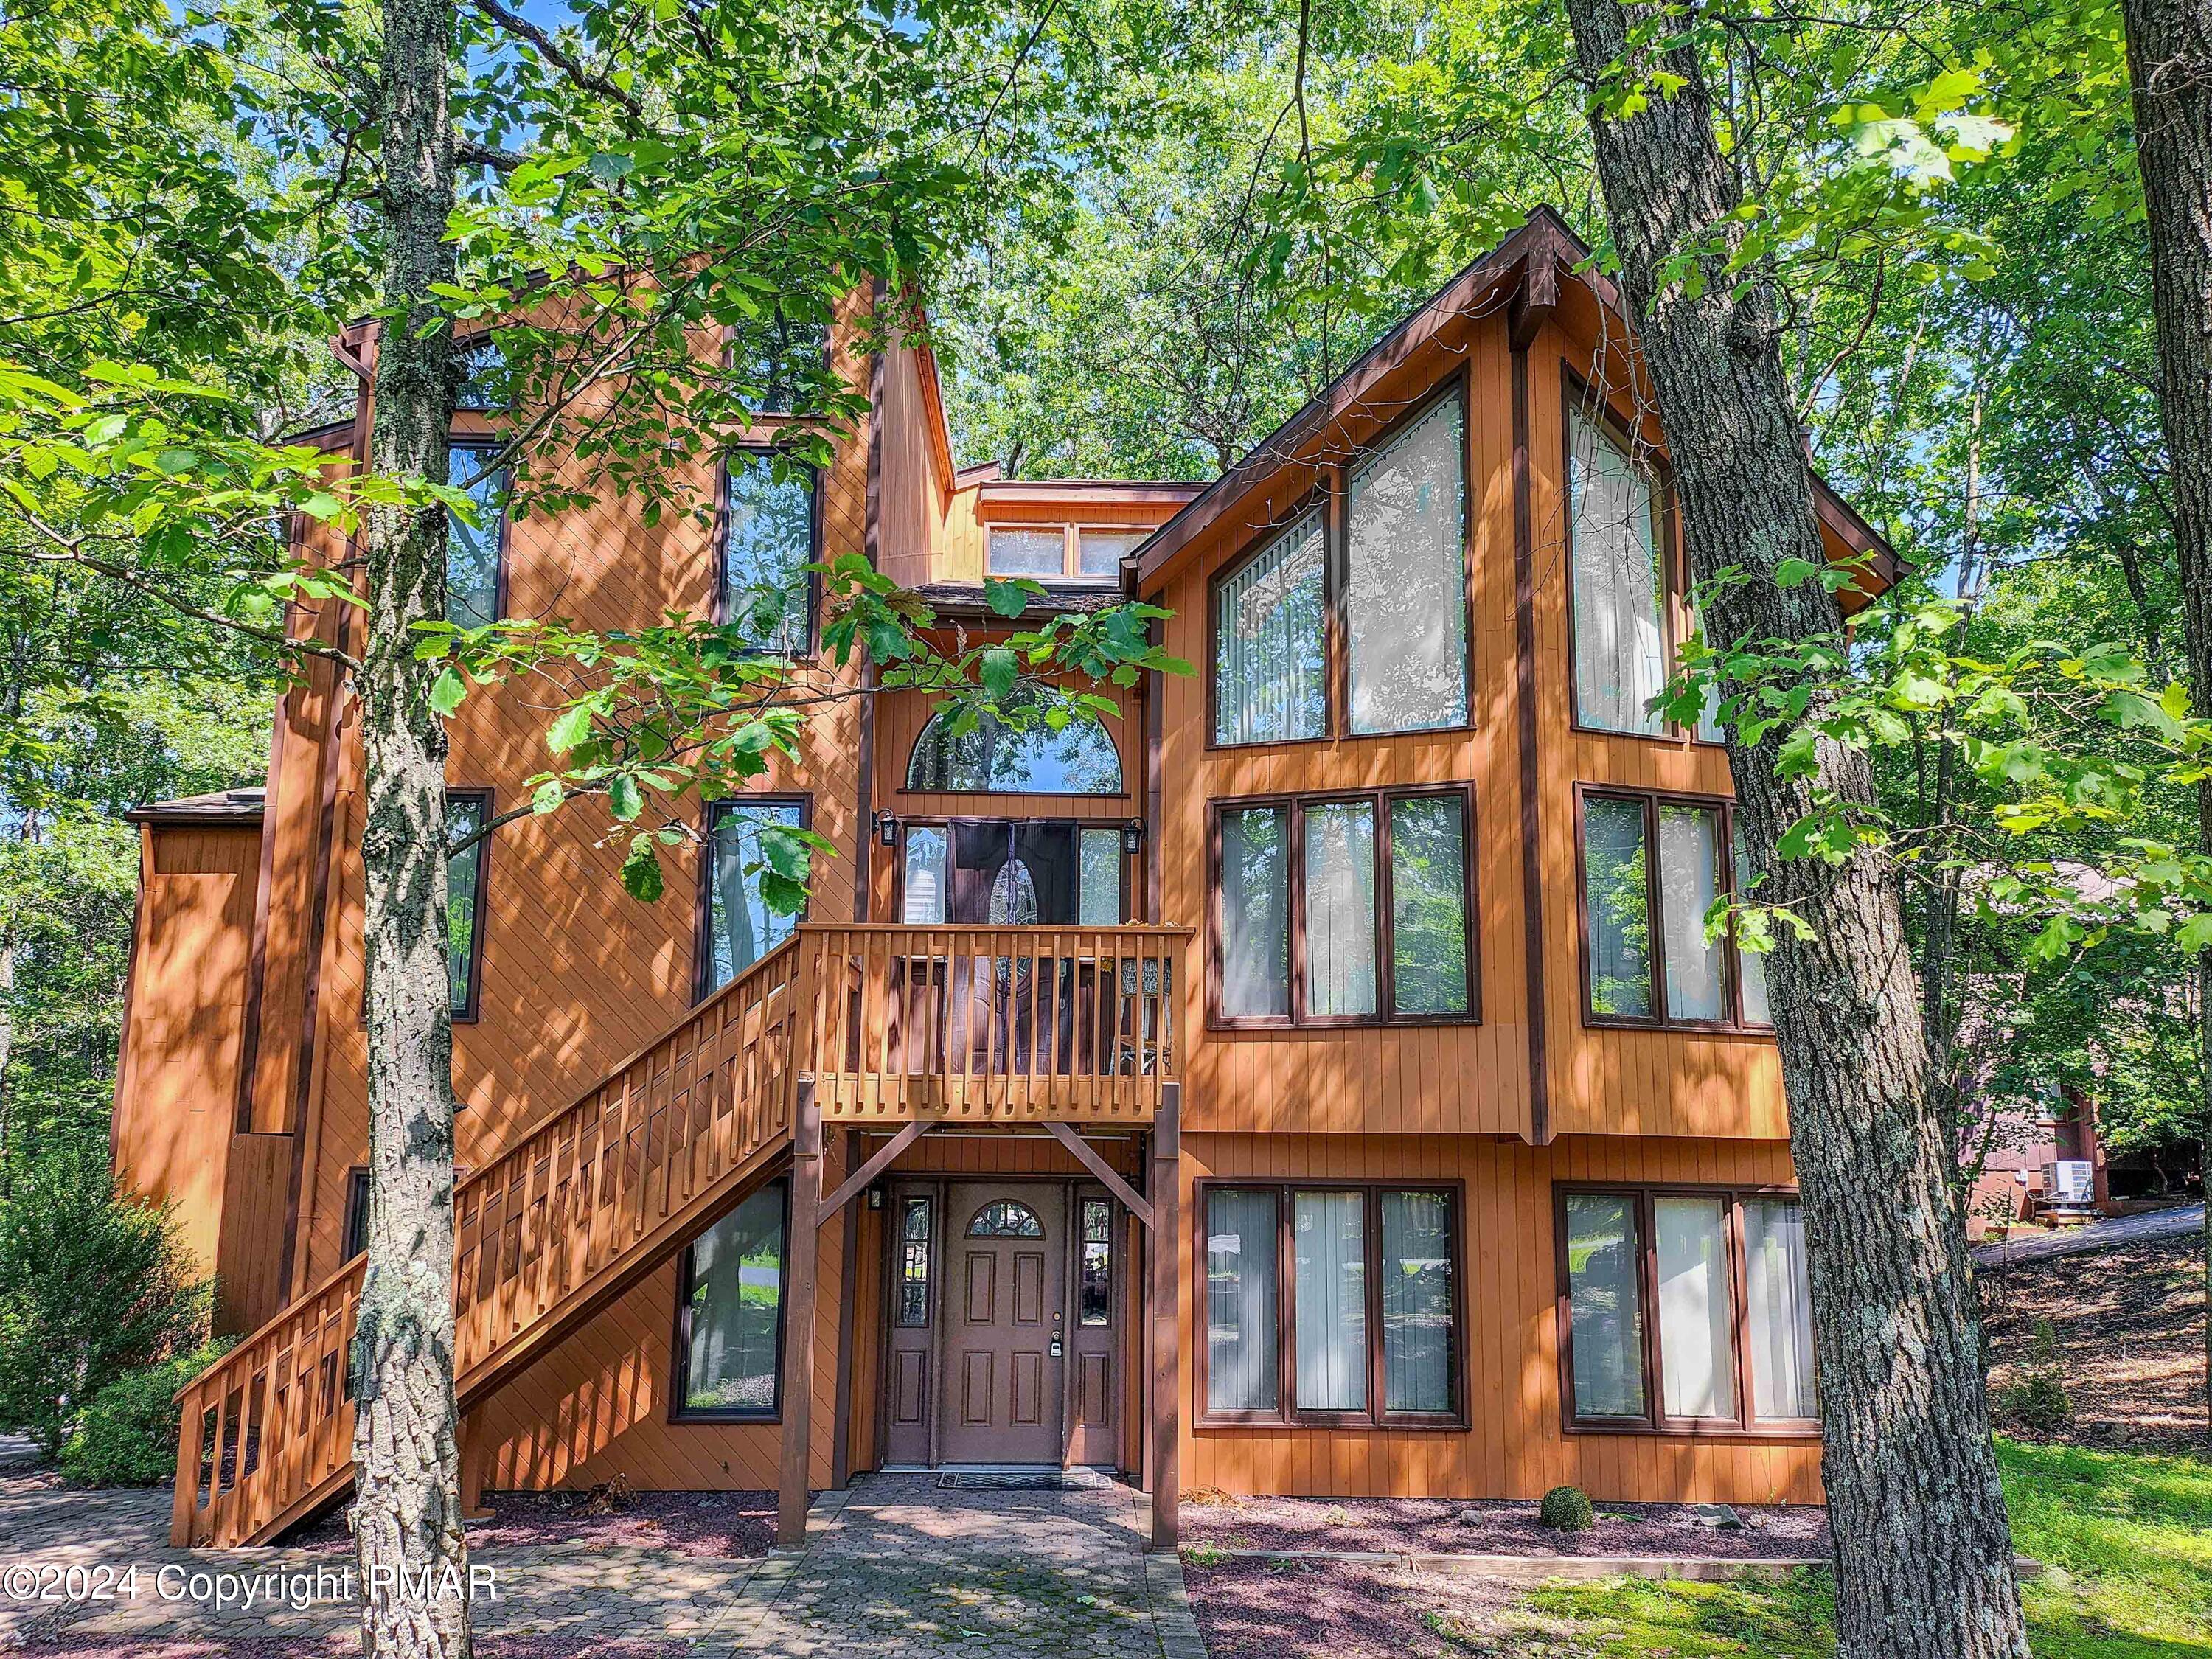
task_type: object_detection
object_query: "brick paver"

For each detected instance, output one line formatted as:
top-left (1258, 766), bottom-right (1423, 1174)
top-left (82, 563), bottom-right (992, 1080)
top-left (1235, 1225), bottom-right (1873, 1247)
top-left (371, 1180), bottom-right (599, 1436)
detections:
top-left (728, 1474), bottom-right (1206, 1658)
top-left (0, 1467), bottom-right (1206, 1658)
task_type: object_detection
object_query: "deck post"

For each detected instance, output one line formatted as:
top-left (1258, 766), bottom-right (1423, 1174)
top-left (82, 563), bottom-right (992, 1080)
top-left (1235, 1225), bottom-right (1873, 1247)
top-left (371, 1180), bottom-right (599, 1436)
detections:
top-left (776, 1077), bottom-right (823, 1551)
top-left (1147, 1082), bottom-right (1180, 1553)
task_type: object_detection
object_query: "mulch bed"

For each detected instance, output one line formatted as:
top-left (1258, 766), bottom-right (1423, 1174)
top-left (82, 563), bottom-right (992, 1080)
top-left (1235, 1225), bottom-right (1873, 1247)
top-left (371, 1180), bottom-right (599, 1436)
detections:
top-left (1184, 1555), bottom-right (1517, 1659)
top-left (1982, 1228), bottom-right (2209, 1452)
top-left (1180, 1492), bottom-right (1830, 1560)
top-left (288, 1486), bottom-right (774, 1559)
top-left (17, 1638), bottom-right (697, 1658)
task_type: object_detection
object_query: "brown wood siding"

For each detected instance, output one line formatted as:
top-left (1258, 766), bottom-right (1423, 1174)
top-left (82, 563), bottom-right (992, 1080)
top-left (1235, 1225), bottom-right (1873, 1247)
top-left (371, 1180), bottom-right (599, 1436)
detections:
top-left (1179, 1132), bottom-right (1820, 1505)
top-left (1522, 318), bottom-right (1786, 1140)
top-left (284, 292), bottom-right (878, 1297)
top-left (1153, 324), bottom-right (1534, 1138)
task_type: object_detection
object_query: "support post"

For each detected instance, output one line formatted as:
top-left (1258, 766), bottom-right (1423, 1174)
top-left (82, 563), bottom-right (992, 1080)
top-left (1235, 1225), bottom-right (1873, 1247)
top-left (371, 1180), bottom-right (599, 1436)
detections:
top-left (459, 1406), bottom-right (492, 1521)
top-left (776, 1078), bottom-right (822, 1551)
top-left (1147, 1083), bottom-right (1180, 1553)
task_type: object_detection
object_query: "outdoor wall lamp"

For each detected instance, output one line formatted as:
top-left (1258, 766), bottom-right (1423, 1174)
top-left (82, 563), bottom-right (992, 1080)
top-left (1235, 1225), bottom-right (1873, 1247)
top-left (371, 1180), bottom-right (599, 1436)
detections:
top-left (1121, 818), bottom-right (1145, 856)
top-left (876, 810), bottom-right (900, 846)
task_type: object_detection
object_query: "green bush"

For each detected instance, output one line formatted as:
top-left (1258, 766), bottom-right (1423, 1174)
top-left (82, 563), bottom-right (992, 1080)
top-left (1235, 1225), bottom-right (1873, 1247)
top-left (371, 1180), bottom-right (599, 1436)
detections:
top-left (0, 1145), bottom-right (210, 1457)
top-left (1995, 1319), bottom-right (2073, 1435)
top-left (1539, 1484), bottom-right (1595, 1532)
top-left (60, 1339), bottom-right (234, 1486)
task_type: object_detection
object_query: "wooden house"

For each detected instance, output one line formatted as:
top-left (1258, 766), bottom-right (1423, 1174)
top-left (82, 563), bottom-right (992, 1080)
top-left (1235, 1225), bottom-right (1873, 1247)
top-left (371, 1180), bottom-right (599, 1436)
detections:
top-left (112, 209), bottom-right (1895, 1552)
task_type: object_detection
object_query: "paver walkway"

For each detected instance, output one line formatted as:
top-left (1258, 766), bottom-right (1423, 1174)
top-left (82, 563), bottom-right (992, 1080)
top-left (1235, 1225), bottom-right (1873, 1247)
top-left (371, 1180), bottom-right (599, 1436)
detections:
top-left (1974, 1202), bottom-right (2204, 1267)
top-left (0, 1466), bottom-right (1204, 1658)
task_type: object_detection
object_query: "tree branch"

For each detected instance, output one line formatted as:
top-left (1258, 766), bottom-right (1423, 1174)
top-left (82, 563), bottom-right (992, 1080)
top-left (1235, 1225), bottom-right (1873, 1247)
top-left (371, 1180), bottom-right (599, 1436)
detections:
top-left (466, 0), bottom-right (647, 119)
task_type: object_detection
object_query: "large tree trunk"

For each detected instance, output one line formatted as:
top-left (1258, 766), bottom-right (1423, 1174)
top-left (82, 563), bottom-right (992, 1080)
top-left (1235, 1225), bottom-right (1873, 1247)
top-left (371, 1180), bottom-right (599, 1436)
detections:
top-left (2118, 0), bottom-right (2212, 1430)
top-left (1554, 5), bottom-right (2029, 1655)
top-left (351, 0), bottom-right (470, 1649)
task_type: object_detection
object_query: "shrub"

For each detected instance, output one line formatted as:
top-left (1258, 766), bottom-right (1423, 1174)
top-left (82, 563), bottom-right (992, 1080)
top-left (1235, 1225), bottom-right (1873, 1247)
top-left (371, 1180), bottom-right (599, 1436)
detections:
top-left (60, 1339), bottom-right (234, 1486)
top-left (1539, 1484), bottom-right (1594, 1532)
top-left (1994, 1319), bottom-right (2073, 1435)
top-left (0, 1145), bottom-right (210, 1457)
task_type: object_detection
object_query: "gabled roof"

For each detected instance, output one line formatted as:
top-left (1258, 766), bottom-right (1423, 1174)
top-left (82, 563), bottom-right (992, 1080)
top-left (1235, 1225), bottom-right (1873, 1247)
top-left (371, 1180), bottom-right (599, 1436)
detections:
top-left (1129, 206), bottom-right (1899, 598)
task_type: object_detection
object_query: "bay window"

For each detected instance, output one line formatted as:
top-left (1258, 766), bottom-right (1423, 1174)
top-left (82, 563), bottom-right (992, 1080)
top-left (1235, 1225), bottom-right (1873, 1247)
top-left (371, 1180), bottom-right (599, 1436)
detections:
top-left (1202, 1183), bottom-right (1461, 1425)
top-left (1578, 787), bottom-right (1769, 1031)
top-left (1212, 386), bottom-right (1471, 747)
top-left (1211, 787), bottom-right (1475, 1027)
top-left (1558, 1185), bottom-right (1818, 1433)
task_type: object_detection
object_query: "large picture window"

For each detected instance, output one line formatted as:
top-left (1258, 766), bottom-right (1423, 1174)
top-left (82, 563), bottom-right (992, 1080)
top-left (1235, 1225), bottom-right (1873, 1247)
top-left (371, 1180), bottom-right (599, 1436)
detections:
top-left (673, 1181), bottom-right (788, 1419)
top-left (721, 451), bottom-right (817, 654)
top-left (1557, 1185), bottom-right (1818, 1433)
top-left (1578, 787), bottom-right (1770, 1032)
top-left (1210, 387), bottom-right (1472, 748)
top-left (1209, 787), bottom-right (1475, 1027)
top-left (1201, 1182), bottom-right (1461, 1425)
top-left (700, 797), bottom-right (807, 997)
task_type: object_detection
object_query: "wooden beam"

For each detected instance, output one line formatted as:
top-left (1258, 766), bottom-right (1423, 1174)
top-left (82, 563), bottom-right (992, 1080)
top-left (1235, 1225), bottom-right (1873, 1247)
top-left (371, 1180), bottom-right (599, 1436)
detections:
top-left (1042, 1121), bottom-right (1154, 1230)
top-left (1146, 1085), bottom-right (1180, 1554)
top-left (821, 1119), bottom-right (928, 1218)
top-left (776, 1079), bottom-right (822, 1551)
top-left (831, 1130), bottom-right (860, 1492)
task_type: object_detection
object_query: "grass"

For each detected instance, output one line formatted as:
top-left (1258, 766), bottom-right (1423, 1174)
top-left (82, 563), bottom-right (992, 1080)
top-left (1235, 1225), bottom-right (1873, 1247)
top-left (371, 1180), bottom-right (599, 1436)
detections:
top-left (1487, 1441), bottom-right (2212, 1659)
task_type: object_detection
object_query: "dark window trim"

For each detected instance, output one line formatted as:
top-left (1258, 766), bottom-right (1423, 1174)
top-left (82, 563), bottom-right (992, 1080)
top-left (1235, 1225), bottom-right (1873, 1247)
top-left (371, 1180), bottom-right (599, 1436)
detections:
top-left (1192, 1178), bottom-right (1469, 1430)
top-left (891, 816), bottom-right (1131, 925)
top-left (343, 1166), bottom-right (370, 1261)
top-left (453, 335), bottom-right (507, 414)
top-left (445, 438), bottom-right (511, 627)
top-left (1559, 364), bottom-right (1724, 749)
top-left (693, 793), bottom-right (813, 1006)
top-left (669, 1177), bottom-right (793, 1425)
top-left (1553, 1180), bottom-right (1820, 1439)
top-left (1205, 785), bottom-right (1481, 1031)
top-left (714, 448), bottom-right (824, 657)
top-left (900, 701), bottom-right (1130, 798)
top-left (446, 787), bottom-right (494, 1023)
top-left (1205, 371), bottom-right (1478, 751)
top-left (1571, 782), bottom-right (1772, 1035)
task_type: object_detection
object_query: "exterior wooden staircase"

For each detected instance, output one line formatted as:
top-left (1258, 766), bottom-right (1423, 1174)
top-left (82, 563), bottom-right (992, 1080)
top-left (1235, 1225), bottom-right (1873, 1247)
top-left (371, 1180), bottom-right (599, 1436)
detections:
top-left (167, 921), bottom-right (1188, 1548)
top-left (168, 938), bottom-right (805, 1548)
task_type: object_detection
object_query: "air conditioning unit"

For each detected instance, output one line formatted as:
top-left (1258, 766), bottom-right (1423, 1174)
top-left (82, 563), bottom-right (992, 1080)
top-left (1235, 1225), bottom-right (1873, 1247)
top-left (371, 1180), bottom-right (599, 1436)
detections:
top-left (2042, 1160), bottom-right (2096, 1209)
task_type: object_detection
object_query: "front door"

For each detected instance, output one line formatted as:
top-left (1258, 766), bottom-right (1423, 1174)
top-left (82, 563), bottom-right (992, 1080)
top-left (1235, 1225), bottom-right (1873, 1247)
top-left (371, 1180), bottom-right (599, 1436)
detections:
top-left (939, 1182), bottom-right (1066, 1464)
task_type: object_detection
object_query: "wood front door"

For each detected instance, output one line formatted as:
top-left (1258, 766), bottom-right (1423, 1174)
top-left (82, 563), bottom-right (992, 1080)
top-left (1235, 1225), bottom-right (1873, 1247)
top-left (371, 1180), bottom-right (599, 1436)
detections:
top-left (939, 1182), bottom-right (1066, 1464)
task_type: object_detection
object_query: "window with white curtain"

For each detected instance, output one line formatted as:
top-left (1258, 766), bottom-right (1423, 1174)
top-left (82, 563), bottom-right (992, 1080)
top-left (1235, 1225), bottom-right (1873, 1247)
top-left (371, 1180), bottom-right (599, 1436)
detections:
top-left (1206, 1189), bottom-right (1280, 1413)
top-left (1213, 509), bottom-right (1326, 745)
top-left (1579, 790), bottom-right (1770, 1030)
top-left (1743, 1197), bottom-right (1818, 1422)
top-left (1200, 1183), bottom-right (1460, 1425)
top-left (1218, 805), bottom-right (1290, 1018)
top-left (1734, 831), bottom-right (1773, 1026)
top-left (1304, 802), bottom-right (1377, 1018)
top-left (1345, 392), bottom-right (1468, 734)
top-left (1211, 789), bottom-right (1475, 1027)
top-left (1560, 1186), bottom-right (1819, 1432)
top-left (1294, 1192), bottom-right (1368, 1411)
top-left (1568, 406), bottom-right (1668, 734)
top-left (1654, 1196), bottom-right (1736, 1420)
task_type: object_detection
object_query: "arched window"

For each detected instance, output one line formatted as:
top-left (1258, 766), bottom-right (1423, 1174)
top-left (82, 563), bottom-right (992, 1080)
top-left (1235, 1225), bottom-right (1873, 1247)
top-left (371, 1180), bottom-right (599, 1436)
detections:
top-left (906, 695), bottom-right (1123, 795)
top-left (967, 1200), bottom-right (1045, 1239)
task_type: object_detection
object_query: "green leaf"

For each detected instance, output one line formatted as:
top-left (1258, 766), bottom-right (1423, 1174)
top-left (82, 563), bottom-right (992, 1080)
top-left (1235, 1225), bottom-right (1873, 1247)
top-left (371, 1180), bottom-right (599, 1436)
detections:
top-left (531, 779), bottom-right (564, 815)
top-left (981, 648), bottom-right (1018, 700)
top-left (429, 667), bottom-right (467, 718)
top-left (546, 702), bottom-right (594, 754)
top-left (983, 579), bottom-right (1029, 620)
top-left (620, 836), bottom-right (665, 902)
top-left (609, 773), bottom-right (643, 821)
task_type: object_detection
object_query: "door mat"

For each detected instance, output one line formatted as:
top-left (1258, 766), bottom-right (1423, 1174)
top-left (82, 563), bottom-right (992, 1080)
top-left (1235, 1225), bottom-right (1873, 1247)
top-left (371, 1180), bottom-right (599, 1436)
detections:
top-left (936, 1468), bottom-right (1111, 1491)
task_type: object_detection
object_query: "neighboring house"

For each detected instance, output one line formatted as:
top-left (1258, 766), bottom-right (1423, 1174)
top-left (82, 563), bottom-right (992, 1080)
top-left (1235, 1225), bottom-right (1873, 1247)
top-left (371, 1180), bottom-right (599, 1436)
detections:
top-left (111, 209), bottom-right (1900, 1553)
top-left (1964, 1086), bottom-right (2113, 1231)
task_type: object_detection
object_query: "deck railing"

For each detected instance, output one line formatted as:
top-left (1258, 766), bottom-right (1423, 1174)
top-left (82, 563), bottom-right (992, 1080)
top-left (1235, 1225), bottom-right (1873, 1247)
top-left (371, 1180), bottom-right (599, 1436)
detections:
top-left (794, 924), bottom-right (1189, 1122)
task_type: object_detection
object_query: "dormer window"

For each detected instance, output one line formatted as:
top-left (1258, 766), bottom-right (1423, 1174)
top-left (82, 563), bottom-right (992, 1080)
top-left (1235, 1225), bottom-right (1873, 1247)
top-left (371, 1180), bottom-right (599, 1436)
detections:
top-left (985, 524), bottom-right (1148, 582)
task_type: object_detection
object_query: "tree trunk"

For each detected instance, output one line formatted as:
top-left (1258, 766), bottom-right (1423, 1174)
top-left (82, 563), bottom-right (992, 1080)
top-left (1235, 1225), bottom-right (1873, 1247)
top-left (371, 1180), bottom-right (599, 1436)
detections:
top-left (2118, 0), bottom-right (2212, 1433)
top-left (350, 0), bottom-right (470, 1649)
top-left (1555, 5), bottom-right (2029, 1655)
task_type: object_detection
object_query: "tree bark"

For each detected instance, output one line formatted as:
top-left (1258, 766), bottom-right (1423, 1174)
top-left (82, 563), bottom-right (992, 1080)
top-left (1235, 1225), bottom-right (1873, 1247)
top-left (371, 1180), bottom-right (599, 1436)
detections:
top-left (350, 0), bottom-right (470, 1649)
top-left (1555, 5), bottom-right (2029, 1655)
top-left (2118, 0), bottom-right (2212, 1430)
